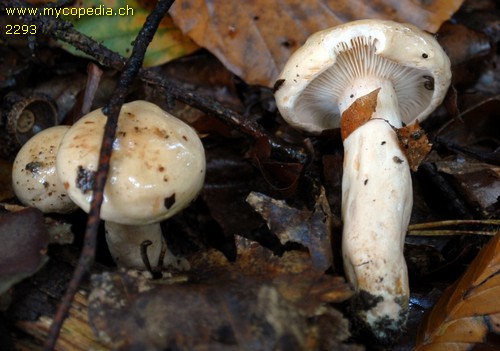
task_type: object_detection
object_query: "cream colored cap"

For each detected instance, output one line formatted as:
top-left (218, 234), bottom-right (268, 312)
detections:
top-left (56, 100), bottom-right (206, 225)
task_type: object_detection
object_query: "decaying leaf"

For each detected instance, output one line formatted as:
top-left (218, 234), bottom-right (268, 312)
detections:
top-left (88, 241), bottom-right (354, 350)
top-left (246, 188), bottom-right (333, 271)
top-left (436, 96), bottom-right (500, 166)
top-left (170, 0), bottom-right (464, 86)
top-left (415, 231), bottom-right (500, 350)
top-left (340, 88), bottom-right (380, 141)
top-left (250, 136), bottom-right (304, 195)
top-left (61, 0), bottom-right (199, 67)
top-left (434, 155), bottom-right (500, 218)
top-left (201, 146), bottom-right (270, 243)
top-left (396, 122), bottom-right (432, 172)
top-left (0, 207), bottom-right (49, 296)
top-left (189, 238), bottom-right (353, 308)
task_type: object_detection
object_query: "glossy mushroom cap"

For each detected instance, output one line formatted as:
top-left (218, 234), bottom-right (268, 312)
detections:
top-left (274, 19), bottom-right (451, 133)
top-left (56, 100), bottom-right (206, 225)
top-left (12, 125), bottom-right (78, 214)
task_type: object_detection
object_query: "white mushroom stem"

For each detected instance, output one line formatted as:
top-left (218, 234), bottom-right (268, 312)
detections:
top-left (340, 85), bottom-right (412, 342)
top-left (104, 222), bottom-right (190, 271)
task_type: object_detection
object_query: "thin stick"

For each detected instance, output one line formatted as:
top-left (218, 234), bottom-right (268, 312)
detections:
top-left (43, 1), bottom-right (174, 349)
top-left (408, 219), bottom-right (500, 230)
top-left (407, 219), bottom-right (500, 237)
top-left (408, 229), bottom-right (496, 236)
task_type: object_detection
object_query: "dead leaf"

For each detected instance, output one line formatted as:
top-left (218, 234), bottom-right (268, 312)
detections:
top-left (340, 88), bottom-right (379, 141)
top-left (170, 0), bottom-right (464, 86)
top-left (246, 188), bottom-right (333, 271)
top-left (437, 21), bottom-right (493, 88)
top-left (436, 96), bottom-right (500, 166)
top-left (434, 155), bottom-right (500, 218)
top-left (88, 241), bottom-right (353, 350)
top-left (189, 238), bottom-right (352, 308)
top-left (396, 122), bottom-right (432, 172)
top-left (200, 146), bottom-right (271, 243)
top-left (415, 231), bottom-right (500, 350)
top-left (0, 207), bottom-right (49, 295)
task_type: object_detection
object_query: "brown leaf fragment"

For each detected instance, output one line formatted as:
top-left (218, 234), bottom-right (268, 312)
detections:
top-left (0, 207), bottom-right (49, 295)
top-left (396, 122), bottom-right (432, 172)
top-left (246, 187), bottom-right (334, 271)
top-left (340, 88), bottom-right (380, 141)
top-left (189, 237), bottom-right (353, 308)
top-left (415, 231), bottom-right (500, 350)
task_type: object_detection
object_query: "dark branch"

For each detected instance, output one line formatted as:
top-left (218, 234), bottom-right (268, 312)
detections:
top-left (42, 0), bottom-right (175, 349)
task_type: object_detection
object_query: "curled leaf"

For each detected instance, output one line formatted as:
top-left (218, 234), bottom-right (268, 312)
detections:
top-left (415, 232), bottom-right (500, 350)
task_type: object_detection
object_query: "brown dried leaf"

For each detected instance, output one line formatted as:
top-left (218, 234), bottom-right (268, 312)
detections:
top-left (193, 238), bottom-right (352, 305)
top-left (415, 232), bottom-right (500, 350)
top-left (201, 146), bottom-right (268, 239)
top-left (170, 0), bottom-right (464, 86)
top-left (246, 188), bottom-right (333, 271)
top-left (434, 155), bottom-right (500, 218)
top-left (436, 96), bottom-right (500, 166)
top-left (437, 21), bottom-right (492, 88)
top-left (396, 122), bottom-right (432, 172)
top-left (340, 88), bottom-right (379, 141)
top-left (0, 207), bottom-right (49, 295)
top-left (88, 242), bottom-right (353, 350)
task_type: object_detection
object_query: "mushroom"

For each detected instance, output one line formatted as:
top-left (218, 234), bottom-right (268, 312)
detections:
top-left (274, 20), bottom-right (451, 344)
top-left (56, 100), bottom-right (206, 270)
top-left (12, 125), bottom-right (78, 214)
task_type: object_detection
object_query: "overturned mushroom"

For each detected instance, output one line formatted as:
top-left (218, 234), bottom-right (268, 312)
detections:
top-left (56, 100), bottom-right (206, 270)
top-left (12, 125), bottom-right (78, 214)
top-left (274, 20), bottom-right (451, 344)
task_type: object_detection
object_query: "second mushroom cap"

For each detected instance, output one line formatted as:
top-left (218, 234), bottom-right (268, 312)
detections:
top-left (56, 100), bottom-right (206, 225)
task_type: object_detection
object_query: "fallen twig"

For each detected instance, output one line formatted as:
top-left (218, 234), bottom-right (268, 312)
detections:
top-left (40, 0), bottom-right (175, 349)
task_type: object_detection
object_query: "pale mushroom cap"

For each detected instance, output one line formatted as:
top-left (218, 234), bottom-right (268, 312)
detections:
top-left (274, 19), bottom-right (451, 133)
top-left (56, 100), bottom-right (206, 225)
top-left (12, 125), bottom-right (78, 213)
